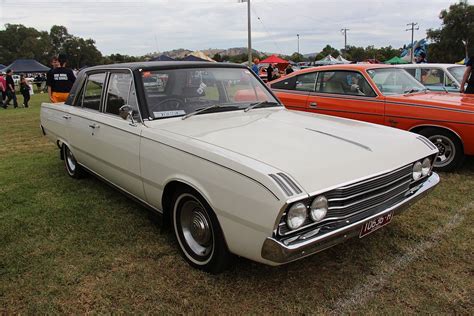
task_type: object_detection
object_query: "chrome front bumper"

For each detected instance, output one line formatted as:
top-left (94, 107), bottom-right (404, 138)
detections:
top-left (261, 172), bottom-right (440, 264)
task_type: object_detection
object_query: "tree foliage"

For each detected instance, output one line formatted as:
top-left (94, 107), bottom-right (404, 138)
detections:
top-left (427, 1), bottom-right (474, 62)
top-left (314, 45), bottom-right (340, 61)
top-left (0, 24), bottom-right (102, 68)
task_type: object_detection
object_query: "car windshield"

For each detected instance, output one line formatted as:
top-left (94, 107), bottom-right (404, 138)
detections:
top-left (367, 68), bottom-right (426, 95)
top-left (447, 66), bottom-right (465, 84)
top-left (141, 67), bottom-right (279, 119)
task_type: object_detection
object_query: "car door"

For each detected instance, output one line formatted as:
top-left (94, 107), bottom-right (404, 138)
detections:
top-left (67, 72), bottom-right (107, 172)
top-left (306, 70), bottom-right (384, 125)
top-left (85, 70), bottom-right (145, 200)
top-left (270, 74), bottom-right (310, 109)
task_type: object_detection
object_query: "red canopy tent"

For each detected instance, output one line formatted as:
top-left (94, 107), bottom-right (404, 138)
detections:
top-left (259, 55), bottom-right (289, 71)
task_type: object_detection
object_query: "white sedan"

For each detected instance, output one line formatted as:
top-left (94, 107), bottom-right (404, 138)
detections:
top-left (40, 62), bottom-right (439, 273)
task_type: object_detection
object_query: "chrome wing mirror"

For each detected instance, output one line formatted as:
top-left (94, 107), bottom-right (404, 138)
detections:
top-left (119, 105), bottom-right (136, 124)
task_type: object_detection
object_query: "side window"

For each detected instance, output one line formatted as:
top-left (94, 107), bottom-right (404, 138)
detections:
top-left (316, 71), bottom-right (376, 97)
top-left (105, 72), bottom-right (132, 115)
top-left (421, 68), bottom-right (443, 85)
top-left (270, 76), bottom-right (297, 90)
top-left (404, 68), bottom-right (416, 78)
top-left (83, 73), bottom-right (106, 111)
top-left (295, 72), bottom-right (317, 92)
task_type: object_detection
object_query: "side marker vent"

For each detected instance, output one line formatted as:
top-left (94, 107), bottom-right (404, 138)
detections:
top-left (269, 173), bottom-right (303, 196)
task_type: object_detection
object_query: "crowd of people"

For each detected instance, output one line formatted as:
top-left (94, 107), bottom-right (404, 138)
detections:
top-left (0, 53), bottom-right (76, 109)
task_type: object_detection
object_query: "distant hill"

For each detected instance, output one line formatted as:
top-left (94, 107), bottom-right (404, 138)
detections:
top-left (154, 47), bottom-right (277, 59)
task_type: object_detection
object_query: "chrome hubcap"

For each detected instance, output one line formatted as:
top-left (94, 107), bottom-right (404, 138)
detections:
top-left (430, 135), bottom-right (455, 167)
top-left (65, 148), bottom-right (76, 172)
top-left (180, 199), bottom-right (213, 257)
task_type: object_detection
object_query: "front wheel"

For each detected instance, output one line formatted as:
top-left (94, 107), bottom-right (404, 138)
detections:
top-left (419, 127), bottom-right (464, 172)
top-left (172, 188), bottom-right (233, 273)
top-left (63, 145), bottom-right (85, 178)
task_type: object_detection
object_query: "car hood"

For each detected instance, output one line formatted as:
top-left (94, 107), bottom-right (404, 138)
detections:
top-left (149, 108), bottom-right (436, 196)
top-left (386, 92), bottom-right (474, 112)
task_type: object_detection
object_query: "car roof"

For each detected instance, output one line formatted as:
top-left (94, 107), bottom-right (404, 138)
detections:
top-left (397, 63), bottom-right (464, 68)
top-left (294, 63), bottom-right (392, 75)
top-left (83, 61), bottom-right (247, 72)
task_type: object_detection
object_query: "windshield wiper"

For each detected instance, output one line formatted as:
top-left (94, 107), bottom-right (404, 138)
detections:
top-left (182, 104), bottom-right (222, 120)
top-left (244, 101), bottom-right (280, 112)
top-left (403, 88), bottom-right (421, 95)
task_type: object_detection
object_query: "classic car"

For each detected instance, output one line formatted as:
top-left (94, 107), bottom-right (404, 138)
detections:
top-left (40, 62), bottom-right (439, 273)
top-left (397, 63), bottom-right (466, 92)
top-left (270, 64), bottom-right (474, 171)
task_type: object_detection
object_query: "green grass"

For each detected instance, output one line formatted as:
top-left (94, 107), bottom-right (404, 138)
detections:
top-left (0, 94), bottom-right (473, 313)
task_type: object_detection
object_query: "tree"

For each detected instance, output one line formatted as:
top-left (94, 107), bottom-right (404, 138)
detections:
top-left (427, 1), bottom-right (474, 62)
top-left (212, 53), bottom-right (223, 62)
top-left (62, 37), bottom-right (102, 68)
top-left (314, 45), bottom-right (340, 61)
top-left (289, 52), bottom-right (304, 63)
top-left (49, 25), bottom-right (71, 54)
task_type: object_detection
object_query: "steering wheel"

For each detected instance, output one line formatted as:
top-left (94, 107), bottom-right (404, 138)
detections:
top-left (157, 98), bottom-right (185, 110)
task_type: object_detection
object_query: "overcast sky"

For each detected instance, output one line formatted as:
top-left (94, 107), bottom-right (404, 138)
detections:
top-left (0, 0), bottom-right (455, 56)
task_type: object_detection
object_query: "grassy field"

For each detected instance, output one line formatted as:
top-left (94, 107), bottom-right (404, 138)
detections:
top-left (0, 94), bottom-right (473, 313)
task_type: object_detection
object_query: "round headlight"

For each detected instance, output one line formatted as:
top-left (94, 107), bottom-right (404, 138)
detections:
top-left (413, 161), bottom-right (422, 180)
top-left (421, 158), bottom-right (431, 176)
top-left (310, 195), bottom-right (328, 222)
top-left (286, 202), bottom-right (307, 230)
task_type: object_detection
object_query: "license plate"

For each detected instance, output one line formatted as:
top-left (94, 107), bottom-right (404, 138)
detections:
top-left (359, 211), bottom-right (394, 238)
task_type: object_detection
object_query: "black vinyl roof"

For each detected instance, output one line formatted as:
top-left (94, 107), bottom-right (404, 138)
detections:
top-left (84, 61), bottom-right (246, 72)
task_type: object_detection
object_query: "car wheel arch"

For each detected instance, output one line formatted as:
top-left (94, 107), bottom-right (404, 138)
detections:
top-left (409, 124), bottom-right (465, 153)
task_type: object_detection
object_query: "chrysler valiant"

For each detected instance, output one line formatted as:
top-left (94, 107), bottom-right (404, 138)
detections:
top-left (40, 62), bottom-right (439, 273)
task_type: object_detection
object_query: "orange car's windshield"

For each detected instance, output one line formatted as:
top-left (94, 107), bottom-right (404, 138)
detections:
top-left (367, 68), bottom-right (426, 95)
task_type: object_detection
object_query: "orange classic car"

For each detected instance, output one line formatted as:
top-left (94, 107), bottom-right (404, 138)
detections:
top-left (270, 64), bottom-right (474, 171)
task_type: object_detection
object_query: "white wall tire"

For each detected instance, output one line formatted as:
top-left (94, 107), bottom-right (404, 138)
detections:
top-left (63, 145), bottom-right (85, 179)
top-left (172, 188), bottom-right (233, 273)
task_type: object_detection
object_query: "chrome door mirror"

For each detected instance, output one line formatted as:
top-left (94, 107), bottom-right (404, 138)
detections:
top-left (119, 105), bottom-right (133, 120)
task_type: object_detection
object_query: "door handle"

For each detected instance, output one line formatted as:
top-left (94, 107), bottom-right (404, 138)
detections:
top-left (88, 123), bottom-right (100, 129)
top-left (309, 102), bottom-right (318, 108)
top-left (62, 115), bottom-right (71, 120)
top-left (388, 118), bottom-right (398, 125)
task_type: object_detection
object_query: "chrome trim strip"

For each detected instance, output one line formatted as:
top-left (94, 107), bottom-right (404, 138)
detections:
top-left (337, 164), bottom-right (411, 190)
top-left (277, 173), bottom-right (302, 194)
top-left (269, 174), bottom-right (293, 196)
top-left (306, 128), bottom-right (372, 152)
top-left (328, 179), bottom-right (411, 211)
top-left (416, 135), bottom-right (437, 150)
top-left (385, 100), bottom-right (474, 115)
top-left (262, 172), bottom-right (440, 264)
top-left (327, 174), bottom-right (412, 202)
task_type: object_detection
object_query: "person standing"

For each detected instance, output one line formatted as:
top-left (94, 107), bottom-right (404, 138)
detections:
top-left (285, 64), bottom-right (294, 75)
top-left (460, 56), bottom-right (473, 94)
top-left (46, 56), bottom-right (59, 98)
top-left (0, 73), bottom-right (6, 104)
top-left (251, 58), bottom-right (260, 75)
top-left (47, 54), bottom-right (76, 103)
top-left (3, 69), bottom-right (18, 109)
top-left (266, 63), bottom-right (274, 82)
top-left (20, 75), bottom-right (31, 108)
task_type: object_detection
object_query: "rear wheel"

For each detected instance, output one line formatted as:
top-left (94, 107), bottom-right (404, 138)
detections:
top-left (419, 127), bottom-right (464, 172)
top-left (171, 187), bottom-right (233, 273)
top-left (63, 145), bottom-right (85, 178)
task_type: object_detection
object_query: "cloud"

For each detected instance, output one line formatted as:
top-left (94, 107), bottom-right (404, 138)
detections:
top-left (1, 0), bottom-right (453, 55)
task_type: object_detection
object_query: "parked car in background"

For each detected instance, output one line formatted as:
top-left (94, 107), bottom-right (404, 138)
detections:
top-left (398, 63), bottom-right (466, 92)
top-left (40, 62), bottom-right (439, 273)
top-left (270, 64), bottom-right (474, 171)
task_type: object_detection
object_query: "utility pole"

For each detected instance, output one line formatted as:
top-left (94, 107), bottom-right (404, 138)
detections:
top-left (239, 0), bottom-right (252, 65)
top-left (406, 22), bottom-right (419, 63)
top-left (297, 34), bottom-right (300, 55)
top-left (341, 28), bottom-right (349, 54)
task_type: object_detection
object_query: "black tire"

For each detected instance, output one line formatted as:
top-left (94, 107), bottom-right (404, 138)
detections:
top-left (62, 145), bottom-right (85, 178)
top-left (171, 187), bottom-right (233, 273)
top-left (419, 127), bottom-right (464, 172)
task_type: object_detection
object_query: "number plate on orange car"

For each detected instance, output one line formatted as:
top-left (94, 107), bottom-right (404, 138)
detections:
top-left (359, 211), bottom-right (394, 238)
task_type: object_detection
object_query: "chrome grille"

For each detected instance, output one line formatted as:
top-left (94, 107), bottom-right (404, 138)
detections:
top-left (278, 164), bottom-right (412, 236)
